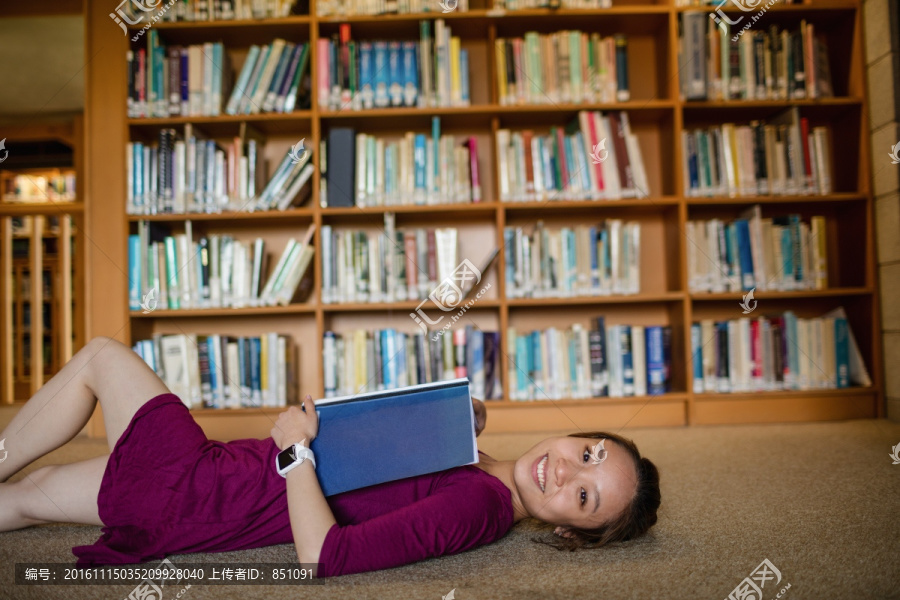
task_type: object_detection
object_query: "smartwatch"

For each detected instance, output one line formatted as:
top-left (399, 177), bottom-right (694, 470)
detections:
top-left (276, 442), bottom-right (316, 477)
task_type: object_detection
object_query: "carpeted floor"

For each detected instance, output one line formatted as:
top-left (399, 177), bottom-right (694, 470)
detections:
top-left (1, 417), bottom-right (898, 600)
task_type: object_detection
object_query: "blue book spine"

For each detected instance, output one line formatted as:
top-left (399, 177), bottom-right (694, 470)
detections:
top-left (414, 134), bottom-right (427, 193)
top-left (541, 139), bottom-right (555, 193)
top-left (563, 135), bottom-right (576, 193)
top-left (785, 311), bottom-right (799, 389)
top-left (470, 329), bottom-right (484, 397)
top-left (780, 227), bottom-right (793, 287)
top-left (566, 229), bottom-right (577, 292)
top-left (687, 137), bottom-right (699, 192)
top-left (432, 116), bottom-right (441, 194)
top-left (504, 228), bottom-right (515, 291)
top-left (401, 41), bottom-right (418, 107)
top-left (396, 330), bottom-right (407, 387)
top-left (206, 337), bottom-right (219, 408)
top-left (388, 41), bottom-right (403, 106)
top-left (179, 48), bottom-right (189, 114)
top-left (516, 334), bottom-right (529, 399)
top-left (530, 330), bottom-right (542, 396)
top-left (460, 49), bottom-right (469, 105)
top-left (689, 323), bottom-right (703, 394)
top-left (382, 329), bottom-right (396, 389)
top-left (134, 142), bottom-right (144, 209)
top-left (734, 219), bottom-right (755, 290)
top-left (374, 41), bottom-right (389, 108)
top-left (789, 214), bottom-right (802, 283)
top-left (834, 317), bottom-right (850, 388)
top-left (250, 336), bottom-right (261, 407)
top-left (619, 325), bottom-right (634, 396)
top-left (647, 326), bottom-right (667, 396)
top-left (589, 226), bottom-right (599, 289)
top-left (128, 235), bottom-right (142, 310)
top-left (359, 41), bottom-right (374, 109)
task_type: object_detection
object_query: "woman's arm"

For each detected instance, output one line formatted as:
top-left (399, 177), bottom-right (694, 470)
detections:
top-left (270, 397), bottom-right (335, 564)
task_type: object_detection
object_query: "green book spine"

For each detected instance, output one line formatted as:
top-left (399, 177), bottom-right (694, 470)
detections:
top-left (569, 31), bottom-right (582, 102)
top-left (164, 236), bottom-right (180, 309)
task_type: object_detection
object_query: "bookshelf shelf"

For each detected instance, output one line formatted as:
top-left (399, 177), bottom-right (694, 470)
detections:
top-left (127, 207), bottom-right (315, 222)
top-left (90, 0), bottom-right (881, 439)
top-left (690, 287), bottom-right (872, 301)
top-left (0, 203), bottom-right (84, 217)
top-left (129, 304), bottom-right (317, 318)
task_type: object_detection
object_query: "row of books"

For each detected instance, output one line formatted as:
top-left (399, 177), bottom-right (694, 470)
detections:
top-left (127, 32), bottom-right (231, 119)
top-left (681, 107), bottom-right (832, 198)
top-left (497, 111), bottom-right (650, 202)
top-left (128, 222), bottom-right (315, 311)
top-left (690, 307), bottom-right (871, 393)
top-left (675, 0), bottom-right (800, 8)
top-left (496, 32), bottom-right (629, 106)
top-left (323, 326), bottom-right (502, 400)
top-left (115, 0), bottom-right (302, 22)
top-left (318, 21), bottom-right (469, 111)
top-left (680, 14), bottom-right (833, 101)
top-left (321, 120), bottom-right (481, 208)
top-left (320, 220), bottom-right (468, 304)
top-left (504, 220), bottom-right (641, 299)
top-left (495, 0), bottom-right (612, 8)
top-left (687, 208), bottom-right (827, 294)
top-left (317, 0), bottom-right (470, 16)
top-left (125, 126), bottom-right (314, 215)
top-left (225, 40), bottom-right (311, 115)
top-left (2, 172), bottom-right (76, 202)
top-left (133, 333), bottom-right (299, 409)
top-left (507, 318), bottom-right (673, 400)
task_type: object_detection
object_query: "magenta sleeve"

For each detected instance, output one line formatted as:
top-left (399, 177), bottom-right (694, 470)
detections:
top-left (315, 478), bottom-right (513, 577)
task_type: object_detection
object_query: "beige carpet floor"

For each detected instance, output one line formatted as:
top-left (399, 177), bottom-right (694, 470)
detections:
top-left (0, 417), bottom-right (898, 600)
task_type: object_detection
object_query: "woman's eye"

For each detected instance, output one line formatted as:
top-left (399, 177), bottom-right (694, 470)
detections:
top-left (583, 449), bottom-right (590, 463)
top-left (580, 489), bottom-right (587, 506)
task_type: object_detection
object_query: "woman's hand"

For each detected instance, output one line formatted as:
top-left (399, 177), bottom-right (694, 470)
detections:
top-left (472, 397), bottom-right (487, 437)
top-left (271, 395), bottom-right (319, 450)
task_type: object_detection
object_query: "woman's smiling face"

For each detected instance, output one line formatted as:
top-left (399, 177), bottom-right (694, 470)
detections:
top-left (515, 436), bottom-right (638, 531)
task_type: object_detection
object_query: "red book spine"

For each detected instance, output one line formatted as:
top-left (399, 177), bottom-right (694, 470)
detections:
top-left (522, 130), bottom-right (535, 194)
top-left (467, 136), bottom-right (481, 202)
top-left (138, 48), bottom-right (147, 117)
top-left (426, 229), bottom-right (437, 285)
top-left (587, 112), bottom-right (605, 192)
top-left (800, 117), bottom-right (813, 191)
top-left (750, 319), bottom-right (762, 383)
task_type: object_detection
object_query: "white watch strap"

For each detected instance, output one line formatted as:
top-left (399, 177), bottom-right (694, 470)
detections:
top-left (278, 443), bottom-right (316, 477)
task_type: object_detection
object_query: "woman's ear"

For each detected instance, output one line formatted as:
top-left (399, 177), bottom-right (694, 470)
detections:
top-left (554, 526), bottom-right (576, 539)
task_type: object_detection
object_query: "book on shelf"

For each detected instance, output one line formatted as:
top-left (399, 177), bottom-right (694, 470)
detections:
top-left (497, 110), bottom-right (649, 202)
top-left (126, 125), bottom-right (314, 215)
top-left (494, 0), bottom-right (612, 8)
top-left (680, 12), bottom-right (833, 101)
top-left (690, 307), bottom-right (869, 393)
top-left (317, 0), bottom-right (469, 16)
top-left (504, 219), bottom-right (641, 299)
top-left (675, 0), bottom-right (800, 7)
top-left (321, 218), bottom-right (490, 304)
top-left (321, 117), bottom-right (481, 208)
top-left (323, 325), bottom-right (502, 401)
top-left (495, 31), bottom-right (628, 106)
top-left (116, 0), bottom-right (304, 23)
top-left (318, 20), bottom-right (469, 111)
top-left (310, 378), bottom-right (478, 497)
top-left (687, 206), bottom-right (828, 293)
top-left (1, 171), bottom-right (77, 202)
top-left (133, 332), bottom-right (298, 409)
top-left (129, 221), bottom-right (315, 310)
top-left (507, 317), bottom-right (673, 401)
top-left (223, 40), bottom-right (312, 115)
top-left (127, 31), bottom-right (232, 119)
top-left (682, 107), bottom-right (833, 197)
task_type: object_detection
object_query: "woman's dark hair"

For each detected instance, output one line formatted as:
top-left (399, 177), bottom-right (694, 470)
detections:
top-left (533, 431), bottom-right (660, 551)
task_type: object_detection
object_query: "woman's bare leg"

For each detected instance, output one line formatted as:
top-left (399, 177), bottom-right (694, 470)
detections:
top-left (0, 335), bottom-right (171, 483)
top-left (0, 456), bottom-right (107, 530)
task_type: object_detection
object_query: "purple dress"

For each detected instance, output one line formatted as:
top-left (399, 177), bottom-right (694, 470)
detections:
top-left (72, 393), bottom-right (514, 577)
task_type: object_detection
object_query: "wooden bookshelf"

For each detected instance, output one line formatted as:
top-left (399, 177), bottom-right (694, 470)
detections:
top-left (82, 0), bottom-right (881, 440)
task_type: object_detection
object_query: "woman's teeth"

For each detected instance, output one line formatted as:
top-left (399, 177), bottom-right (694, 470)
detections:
top-left (537, 454), bottom-right (548, 492)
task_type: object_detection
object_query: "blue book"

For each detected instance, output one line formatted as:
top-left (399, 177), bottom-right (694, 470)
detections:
top-left (516, 334), bottom-right (529, 398)
top-left (359, 41), bottom-right (374, 109)
top-left (373, 41), bottom-right (389, 108)
top-left (689, 323), bottom-right (703, 394)
top-left (646, 326), bottom-right (667, 396)
top-left (504, 228), bottom-right (515, 290)
top-left (530, 330), bottom-right (543, 396)
top-left (460, 49), bottom-right (469, 105)
top-left (249, 337), bottom-right (262, 407)
top-left (467, 328), bottom-right (484, 398)
top-left (834, 317), bottom-right (850, 388)
top-left (566, 229), bottom-right (577, 292)
top-left (734, 219), bottom-right (755, 290)
top-left (414, 134), bottom-right (427, 196)
top-left (619, 325), bottom-right (634, 396)
top-left (206, 337), bottom-right (219, 408)
top-left (402, 41), bottom-right (418, 107)
top-left (432, 116), bottom-right (441, 194)
top-left (395, 330), bottom-right (407, 387)
top-left (128, 235), bottom-right (142, 310)
top-left (388, 41), bottom-right (403, 106)
top-left (309, 378), bottom-right (478, 496)
top-left (381, 329), bottom-right (395, 389)
top-left (780, 227), bottom-right (793, 288)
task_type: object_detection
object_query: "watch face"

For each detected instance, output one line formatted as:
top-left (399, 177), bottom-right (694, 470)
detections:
top-left (277, 447), bottom-right (296, 471)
